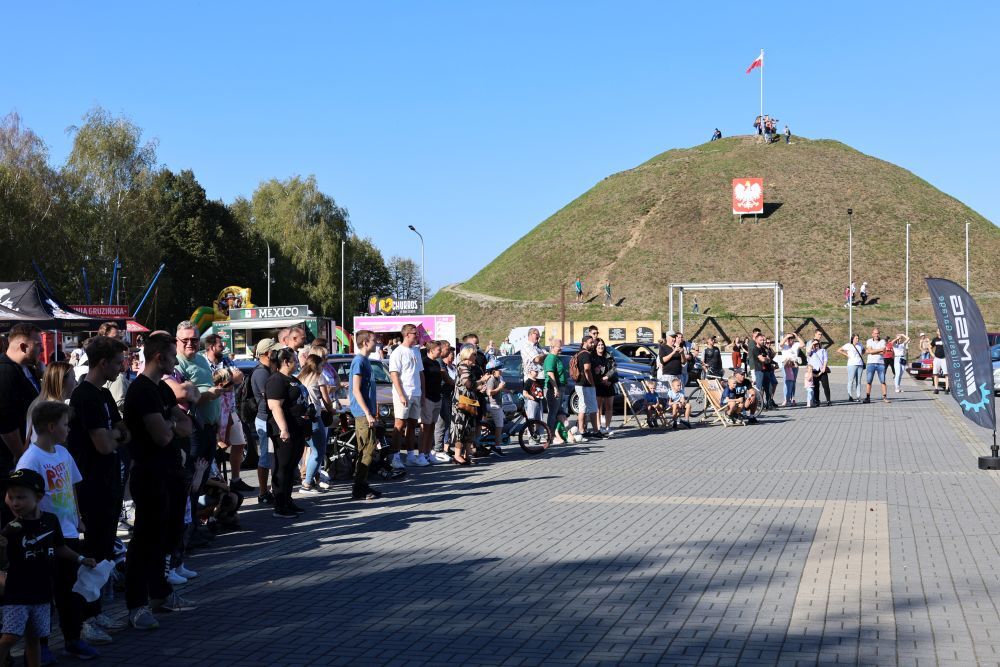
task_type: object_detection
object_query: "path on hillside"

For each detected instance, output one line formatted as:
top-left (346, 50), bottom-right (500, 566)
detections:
top-left (440, 283), bottom-right (553, 306)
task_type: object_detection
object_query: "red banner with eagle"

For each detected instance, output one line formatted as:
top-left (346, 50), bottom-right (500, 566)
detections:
top-left (732, 178), bottom-right (764, 215)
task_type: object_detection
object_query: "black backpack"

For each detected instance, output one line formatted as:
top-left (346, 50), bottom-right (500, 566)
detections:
top-left (236, 365), bottom-right (261, 424)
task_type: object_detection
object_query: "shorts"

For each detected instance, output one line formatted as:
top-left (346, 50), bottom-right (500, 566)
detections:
top-left (574, 385), bottom-right (598, 414)
top-left (224, 412), bottom-right (246, 446)
top-left (487, 405), bottom-right (505, 429)
top-left (932, 357), bottom-right (948, 377)
top-left (254, 417), bottom-right (272, 469)
top-left (393, 396), bottom-right (422, 421)
top-left (2, 603), bottom-right (50, 638)
top-left (524, 398), bottom-right (542, 422)
top-left (421, 398), bottom-right (441, 425)
top-left (866, 364), bottom-right (886, 384)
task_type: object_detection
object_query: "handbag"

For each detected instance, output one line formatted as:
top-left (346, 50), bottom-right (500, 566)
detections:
top-left (455, 394), bottom-right (480, 414)
top-left (320, 409), bottom-right (334, 428)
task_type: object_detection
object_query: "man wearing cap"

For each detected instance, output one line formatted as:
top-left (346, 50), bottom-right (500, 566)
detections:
top-left (251, 338), bottom-right (279, 504)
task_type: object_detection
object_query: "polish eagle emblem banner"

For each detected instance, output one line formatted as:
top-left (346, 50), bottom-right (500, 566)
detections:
top-left (732, 178), bottom-right (764, 215)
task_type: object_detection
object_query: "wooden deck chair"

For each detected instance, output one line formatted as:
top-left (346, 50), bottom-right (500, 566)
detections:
top-left (699, 378), bottom-right (740, 427)
top-left (618, 380), bottom-right (648, 429)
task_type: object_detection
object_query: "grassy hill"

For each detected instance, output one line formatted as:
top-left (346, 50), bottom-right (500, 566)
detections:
top-left (428, 136), bottom-right (1000, 344)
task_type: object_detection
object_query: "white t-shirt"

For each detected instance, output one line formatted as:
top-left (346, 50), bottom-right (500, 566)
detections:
top-left (388, 345), bottom-right (424, 399)
top-left (866, 338), bottom-right (886, 365)
top-left (893, 342), bottom-right (906, 358)
top-left (840, 343), bottom-right (864, 367)
top-left (16, 444), bottom-right (83, 538)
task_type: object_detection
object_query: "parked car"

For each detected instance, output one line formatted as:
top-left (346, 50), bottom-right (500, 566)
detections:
top-left (496, 353), bottom-right (650, 415)
top-left (907, 356), bottom-right (933, 381)
top-left (992, 344), bottom-right (1000, 396)
top-left (607, 342), bottom-right (703, 386)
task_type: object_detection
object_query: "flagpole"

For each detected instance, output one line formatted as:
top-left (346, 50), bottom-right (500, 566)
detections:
top-left (760, 48), bottom-right (764, 134)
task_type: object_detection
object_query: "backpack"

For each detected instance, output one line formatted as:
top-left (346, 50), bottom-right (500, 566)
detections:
top-left (569, 352), bottom-right (583, 382)
top-left (236, 365), bottom-right (260, 424)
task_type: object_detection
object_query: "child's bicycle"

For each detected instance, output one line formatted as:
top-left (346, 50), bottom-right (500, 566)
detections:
top-left (477, 400), bottom-right (554, 456)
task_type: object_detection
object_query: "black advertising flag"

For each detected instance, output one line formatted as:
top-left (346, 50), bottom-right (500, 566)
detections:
top-left (925, 278), bottom-right (996, 431)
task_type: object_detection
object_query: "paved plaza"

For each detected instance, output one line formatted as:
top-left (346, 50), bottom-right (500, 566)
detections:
top-left (62, 371), bottom-right (1000, 665)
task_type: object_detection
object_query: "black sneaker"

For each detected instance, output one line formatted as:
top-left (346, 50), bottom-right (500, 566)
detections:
top-left (289, 503), bottom-right (306, 515)
top-left (933, 389), bottom-right (940, 395)
top-left (672, 420), bottom-right (678, 430)
top-left (863, 396), bottom-right (871, 404)
top-left (258, 491), bottom-right (274, 505)
top-left (681, 420), bottom-right (692, 429)
top-left (272, 508), bottom-right (297, 518)
top-left (352, 486), bottom-right (382, 500)
top-left (746, 416), bottom-right (758, 424)
top-left (846, 397), bottom-right (854, 402)
top-left (230, 479), bottom-right (255, 493)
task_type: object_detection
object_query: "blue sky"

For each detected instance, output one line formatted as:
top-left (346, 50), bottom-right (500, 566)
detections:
top-left (4, 2), bottom-right (997, 293)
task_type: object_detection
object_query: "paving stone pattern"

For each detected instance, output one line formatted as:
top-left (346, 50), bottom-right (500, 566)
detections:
top-left (58, 371), bottom-right (1000, 665)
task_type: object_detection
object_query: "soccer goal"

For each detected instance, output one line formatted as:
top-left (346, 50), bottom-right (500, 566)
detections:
top-left (668, 282), bottom-right (785, 339)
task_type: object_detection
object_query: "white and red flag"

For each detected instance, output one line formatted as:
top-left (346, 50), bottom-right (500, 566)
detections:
top-left (745, 51), bottom-right (763, 74)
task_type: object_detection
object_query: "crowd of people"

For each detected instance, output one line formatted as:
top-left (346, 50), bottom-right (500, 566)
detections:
top-left (0, 315), bottom-right (953, 663)
top-left (752, 115), bottom-right (791, 144)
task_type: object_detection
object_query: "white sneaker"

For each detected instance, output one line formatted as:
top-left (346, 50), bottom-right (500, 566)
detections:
top-left (605, 429), bottom-right (615, 437)
top-left (92, 612), bottom-right (127, 632)
top-left (413, 454), bottom-right (430, 467)
top-left (431, 451), bottom-right (451, 463)
top-left (317, 480), bottom-right (331, 490)
top-left (569, 426), bottom-right (580, 435)
top-left (574, 434), bottom-right (584, 443)
top-left (165, 568), bottom-right (188, 585)
top-left (390, 454), bottom-right (405, 470)
top-left (175, 564), bottom-right (198, 579)
top-left (81, 619), bottom-right (113, 645)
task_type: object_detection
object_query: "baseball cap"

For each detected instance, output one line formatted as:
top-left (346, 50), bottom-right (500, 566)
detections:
top-left (255, 338), bottom-right (280, 356)
top-left (4, 469), bottom-right (45, 496)
top-left (733, 368), bottom-right (746, 376)
top-left (485, 359), bottom-right (504, 371)
top-left (666, 330), bottom-right (677, 337)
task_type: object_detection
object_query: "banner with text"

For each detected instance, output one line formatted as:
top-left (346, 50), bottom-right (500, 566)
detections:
top-left (926, 278), bottom-right (995, 431)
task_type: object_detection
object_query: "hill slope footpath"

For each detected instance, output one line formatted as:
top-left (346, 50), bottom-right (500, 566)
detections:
top-left (429, 136), bottom-right (1000, 342)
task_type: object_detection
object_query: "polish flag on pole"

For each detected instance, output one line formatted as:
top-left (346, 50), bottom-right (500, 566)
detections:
top-left (745, 51), bottom-right (763, 74)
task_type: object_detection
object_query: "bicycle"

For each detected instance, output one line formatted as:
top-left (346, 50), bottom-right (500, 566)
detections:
top-left (477, 401), bottom-right (554, 455)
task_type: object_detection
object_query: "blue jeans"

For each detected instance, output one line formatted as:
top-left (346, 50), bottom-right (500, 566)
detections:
top-left (783, 366), bottom-right (797, 402)
top-left (894, 357), bottom-right (905, 390)
top-left (847, 366), bottom-right (863, 400)
top-left (866, 364), bottom-right (886, 386)
top-left (255, 417), bottom-right (272, 469)
top-left (305, 423), bottom-right (327, 486)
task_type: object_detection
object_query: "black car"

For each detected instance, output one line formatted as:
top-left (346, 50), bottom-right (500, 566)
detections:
top-left (496, 353), bottom-right (649, 415)
top-left (560, 343), bottom-right (655, 377)
top-left (611, 342), bottom-right (703, 387)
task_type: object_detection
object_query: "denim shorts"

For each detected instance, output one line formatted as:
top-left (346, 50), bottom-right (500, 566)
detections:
top-left (255, 417), bottom-right (272, 468)
top-left (866, 363), bottom-right (886, 385)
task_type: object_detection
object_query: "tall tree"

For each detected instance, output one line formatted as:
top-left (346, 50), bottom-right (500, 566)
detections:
top-left (244, 176), bottom-right (351, 315)
top-left (387, 256), bottom-right (431, 302)
top-left (346, 236), bottom-right (392, 316)
top-left (62, 107), bottom-right (160, 304)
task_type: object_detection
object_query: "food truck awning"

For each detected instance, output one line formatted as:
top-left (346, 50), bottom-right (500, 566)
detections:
top-left (214, 318), bottom-right (309, 331)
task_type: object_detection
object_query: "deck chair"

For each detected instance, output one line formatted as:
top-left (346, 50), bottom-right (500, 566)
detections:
top-left (699, 378), bottom-right (741, 427)
top-left (618, 380), bottom-right (649, 429)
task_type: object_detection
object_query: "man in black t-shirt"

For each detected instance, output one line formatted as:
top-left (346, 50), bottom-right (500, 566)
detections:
top-left (67, 335), bottom-right (131, 636)
top-left (122, 332), bottom-right (194, 629)
top-left (419, 342), bottom-right (446, 463)
top-left (0, 324), bottom-right (42, 475)
top-left (250, 338), bottom-right (278, 505)
top-left (931, 328), bottom-right (949, 395)
top-left (659, 332), bottom-right (686, 383)
top-left (574, 336), bottom-right (601, 438)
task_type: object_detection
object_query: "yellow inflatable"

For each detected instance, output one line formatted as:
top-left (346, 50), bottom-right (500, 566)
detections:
top-left (189, 286), bottom-right (254, 334)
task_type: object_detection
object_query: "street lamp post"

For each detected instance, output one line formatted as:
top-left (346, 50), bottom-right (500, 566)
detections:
top-left (905, 223), bottom-right (910, 340)
top-left (847, 208), bottom-right (853, 337)
top-left (265, 239), bottom-right (273, 307)
top-left (408, 225), bottom-right (425, 314)
top-left (341, 239), bottom-right (345, 346)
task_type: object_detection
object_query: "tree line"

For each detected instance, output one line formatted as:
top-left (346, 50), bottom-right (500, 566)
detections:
top-left (0, 108), bottom-right (425, 329)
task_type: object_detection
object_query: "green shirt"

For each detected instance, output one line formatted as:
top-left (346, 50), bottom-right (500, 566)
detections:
top-left (543, 353), bottom-right (567, 389)
top-left (176, 353), bottom-right (221, 425)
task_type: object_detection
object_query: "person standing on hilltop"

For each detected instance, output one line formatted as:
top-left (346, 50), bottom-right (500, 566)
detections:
top-left (692, 298), bottom-right (699, 315)
top-left (860, 281), bottom-right (869, 305)
top-left (603, 282), bottom-right (612, 306)
top-left (784, 125), bottom-right (791, 144)
top-left (574, 278), bottom-right (583, 304)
